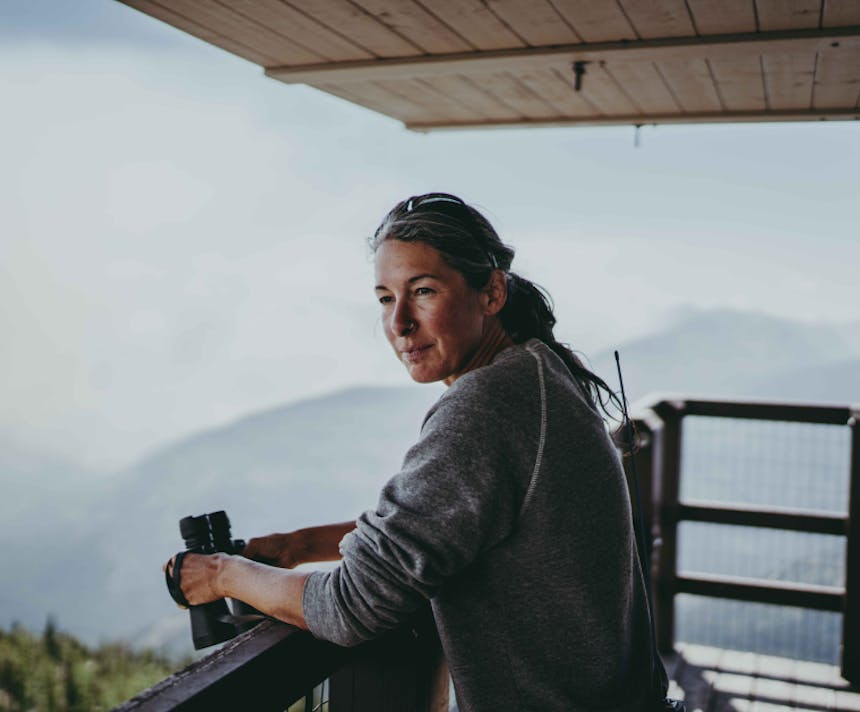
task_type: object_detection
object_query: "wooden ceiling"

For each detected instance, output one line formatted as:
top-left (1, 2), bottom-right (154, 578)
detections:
top-left (119, 1), bottom-right (860, 131)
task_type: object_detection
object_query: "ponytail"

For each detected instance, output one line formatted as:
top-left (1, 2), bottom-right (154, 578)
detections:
top-left (501, 273), bottom-right (620, 419)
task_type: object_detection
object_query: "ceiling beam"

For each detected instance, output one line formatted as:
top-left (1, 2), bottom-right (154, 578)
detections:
top-left (266, 26), bottom-right (860, 85)
top-left (405, 109), bottom-right (860, 133)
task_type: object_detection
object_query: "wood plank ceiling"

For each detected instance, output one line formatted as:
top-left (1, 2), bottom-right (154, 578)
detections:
top-left (118, 0), bottom-right (860, 131)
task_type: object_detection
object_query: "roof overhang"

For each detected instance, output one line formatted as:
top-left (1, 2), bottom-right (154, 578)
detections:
top-left (118, 1), bottom-right (860, 131)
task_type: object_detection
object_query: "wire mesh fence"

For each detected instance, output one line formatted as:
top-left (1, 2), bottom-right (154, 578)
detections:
top-left (673, 415), bottom-right (851, 663)
top-left (679, 417), bottom-right (850, 511)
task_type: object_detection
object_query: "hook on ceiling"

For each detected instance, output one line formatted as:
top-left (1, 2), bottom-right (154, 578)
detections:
top-left (572, 61), bottom-right (588, 92)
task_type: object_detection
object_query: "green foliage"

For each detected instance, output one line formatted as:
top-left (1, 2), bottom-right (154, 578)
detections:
top-left (0, 620), bottom-right (187, 712)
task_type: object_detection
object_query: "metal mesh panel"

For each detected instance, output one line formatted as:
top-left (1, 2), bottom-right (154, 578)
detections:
top-left (675, 595), bottom-right (842, 663)
top-left (673, 416), bottom-right (850, 663)
top-left (678, 523), bottom-right (845, 586)
top-left (679, 417), bottom-right (850, 511)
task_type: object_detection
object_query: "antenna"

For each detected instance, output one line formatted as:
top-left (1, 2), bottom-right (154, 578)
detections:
top-left (614, 350), bottom-right (651, 577)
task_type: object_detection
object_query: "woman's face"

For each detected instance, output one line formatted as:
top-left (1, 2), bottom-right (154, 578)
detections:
top-left (374, 239), bottom-right (488, 385)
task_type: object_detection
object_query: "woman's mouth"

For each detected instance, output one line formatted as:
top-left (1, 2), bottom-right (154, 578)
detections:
top-left (401, 344), bottom-right (432, 363)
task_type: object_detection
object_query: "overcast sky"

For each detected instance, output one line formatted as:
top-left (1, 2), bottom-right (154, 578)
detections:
top-left (1, 0), bottom-right (857, 471)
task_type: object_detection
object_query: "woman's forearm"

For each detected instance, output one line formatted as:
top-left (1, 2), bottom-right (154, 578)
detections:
top-left (243, 521), bottom-right (356, 568)
top-left (215, 554), bottom-right (310, 629)
top-left (294, 521), bottom-right (356, 564)
top-left (173, 521), bottom-right (359, 629)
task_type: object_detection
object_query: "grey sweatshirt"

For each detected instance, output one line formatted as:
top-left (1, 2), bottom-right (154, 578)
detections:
top-left (303, 339), bottom-right (661, 711)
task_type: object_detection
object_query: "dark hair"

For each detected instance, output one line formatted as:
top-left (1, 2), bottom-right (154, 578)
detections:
top-left (370, 192), bottom-right (620, 418)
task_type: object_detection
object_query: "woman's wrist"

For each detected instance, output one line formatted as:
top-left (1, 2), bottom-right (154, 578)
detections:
top-left (214, 553), bottom-right (309, 629)
top-left (213, 553), bottom-right (241, 599)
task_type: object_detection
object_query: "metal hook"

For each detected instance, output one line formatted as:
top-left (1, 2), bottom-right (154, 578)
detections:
top-left (572, 61), bottom-right (587, 92)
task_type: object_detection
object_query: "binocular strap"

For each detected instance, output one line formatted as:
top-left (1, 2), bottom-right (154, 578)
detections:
top-left (165, 551), bottom-right (191, 608)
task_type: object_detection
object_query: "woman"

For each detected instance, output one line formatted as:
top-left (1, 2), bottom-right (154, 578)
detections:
top-left (169, 193), bottom-right (668, 711)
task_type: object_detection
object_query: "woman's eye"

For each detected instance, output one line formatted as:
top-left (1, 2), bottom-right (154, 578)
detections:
top-left (378, 295), bottom-right (394, 305)
top-left (414, 287), bottom-right (434, 296)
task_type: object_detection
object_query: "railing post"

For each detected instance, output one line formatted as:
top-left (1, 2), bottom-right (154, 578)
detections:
top-left (632, 416), bottom-right (655, 546)
top-left (329, 611), bottom-right (447, 712)
top-left (843, 409), bottom-right (860, 686)
top-left (619, 412), bottom-right (663, 589)
top-left (652, 400), bottom-right (685, 654)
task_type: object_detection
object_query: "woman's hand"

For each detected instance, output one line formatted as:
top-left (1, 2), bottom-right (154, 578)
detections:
top-left (243, 522), bottom-right (356, 569)
top-left (163, 553), bottom-right (227, 607)
top-left (163, 552), bottom-right (311, 629)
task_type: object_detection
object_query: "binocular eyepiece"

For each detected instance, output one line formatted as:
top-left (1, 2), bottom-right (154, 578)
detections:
top-left (167, 510), bottom-right (261, 649)
top-left (180, 510), bottom-right (243, 556)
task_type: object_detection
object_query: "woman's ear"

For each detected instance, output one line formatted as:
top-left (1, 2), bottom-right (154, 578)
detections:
top-left (482, 270), bottom-right (508, 316)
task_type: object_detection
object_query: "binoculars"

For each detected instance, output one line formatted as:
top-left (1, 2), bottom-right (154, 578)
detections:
top-left (165, 510), bottom-right (262, 649)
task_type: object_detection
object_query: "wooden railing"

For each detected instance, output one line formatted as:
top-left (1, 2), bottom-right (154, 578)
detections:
top-left (114, 614), bottom-right (446, 712)
top-left (623, 397), bottom-right (860, 686)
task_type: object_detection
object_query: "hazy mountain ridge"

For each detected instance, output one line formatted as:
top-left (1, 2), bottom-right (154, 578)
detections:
top-left (7, 385), bottom-right (442, 650)
top-left (591, 308), bottom-right (858, 403)
top-left (746, 358), bottom-right (860, 403)
top-left (1, 308), bottom-right (856, 658)
top-left (0, 437), bottom-right (95, 520)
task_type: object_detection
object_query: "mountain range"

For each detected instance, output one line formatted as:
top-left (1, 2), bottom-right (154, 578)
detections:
top-left (1, 308), bottom-right (857, 658)
top-left (591, 308), bottom-right (859, 404)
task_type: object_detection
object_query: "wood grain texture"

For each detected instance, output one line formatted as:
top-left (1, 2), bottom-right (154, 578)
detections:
top-left (512, 67), bottom-right (600, 116)
top-left (573, 61), bottom-right (640, 114)
top-left (550, 0), bottom-right (637, 41)
top-left (484, 0), bottom-right (582, 45)
top-left (605, 60), bottom-right (682, 113)
top-left (295, 0), bottom-right (421, 57)
top-left (228, 0), bottom-right (374, 61)
top-left (580, 63), bottom-right (639, 116)
top-left (708, 56), bottom-right (767, 110)
top-left (314, 79), bottom-right (429, 124)
top-left (756, 0), bottom-right (823, 31)
top-left (375, 77), bottom-right (485, 121)
top-left (657, 58), bottom-right (723, 112)
top-left (351, 0), bottom-right (473, 53)
top-left (822, 0), bottom-right (860, 26)
top-left (472, 71), bottom-right (560, 119)
top-left (269, 26), bottom-right (860, 83)
top-left (418, 0), bottom-right (527, 50)
top-left (166, 0), bottom-right (325, 65)
top-left (406, 107), bottom-right (860, 130)
top-left (420, 74), bottom-right (524, 119)
top-left (763, 51), bottom-right (816, 109)
top-left (686, 0), bottom-right (758, 34)
top-left (121, 0), bottom-right (860, 127)
top-left (618, 0), bottom-right (697, 38)
top-left (813, 38), bottom-right (860, 108)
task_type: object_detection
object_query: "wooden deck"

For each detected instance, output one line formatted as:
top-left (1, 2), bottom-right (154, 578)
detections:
top-left (665, 644), bottom-right (860, 712)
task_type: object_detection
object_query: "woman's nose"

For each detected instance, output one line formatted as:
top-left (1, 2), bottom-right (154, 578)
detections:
top-left (391, 301), bottom-right (416, 337)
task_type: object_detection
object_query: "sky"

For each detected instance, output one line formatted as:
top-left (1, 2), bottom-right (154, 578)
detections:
top-left (1, 0), bottom-right (858, 471)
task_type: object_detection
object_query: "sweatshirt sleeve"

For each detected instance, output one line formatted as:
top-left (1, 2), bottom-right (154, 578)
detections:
top-left (302, 381), bottom-right (525, 646)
